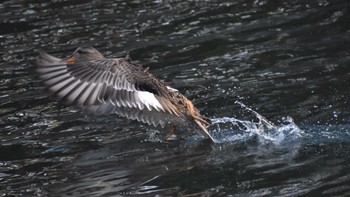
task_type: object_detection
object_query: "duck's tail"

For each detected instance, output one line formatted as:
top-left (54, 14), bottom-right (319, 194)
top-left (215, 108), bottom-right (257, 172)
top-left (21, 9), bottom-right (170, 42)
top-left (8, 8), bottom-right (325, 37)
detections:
top-left (194, 119), bottom-right (215, 142)
top-left (183, 98), bottom-right (214, 142)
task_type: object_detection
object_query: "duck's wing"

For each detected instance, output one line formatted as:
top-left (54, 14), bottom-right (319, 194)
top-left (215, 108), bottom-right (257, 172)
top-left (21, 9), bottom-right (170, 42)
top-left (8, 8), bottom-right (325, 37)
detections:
top-left (33, 52), bottom-right (179, 115)
top-left (35, 50), bottom-right (62, 65)
top-left (83, 101), bottom-right (184, 128)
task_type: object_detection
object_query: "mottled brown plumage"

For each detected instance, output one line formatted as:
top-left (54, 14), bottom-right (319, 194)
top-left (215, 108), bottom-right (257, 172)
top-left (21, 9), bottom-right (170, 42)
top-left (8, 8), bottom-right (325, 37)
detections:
top-left (32, 47), bottom-right (214, 141)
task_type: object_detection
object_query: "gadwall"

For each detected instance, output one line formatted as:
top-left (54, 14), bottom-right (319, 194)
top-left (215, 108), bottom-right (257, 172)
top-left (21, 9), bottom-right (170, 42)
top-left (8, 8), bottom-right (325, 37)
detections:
top-left (33, 47), bottom-right (214, 141)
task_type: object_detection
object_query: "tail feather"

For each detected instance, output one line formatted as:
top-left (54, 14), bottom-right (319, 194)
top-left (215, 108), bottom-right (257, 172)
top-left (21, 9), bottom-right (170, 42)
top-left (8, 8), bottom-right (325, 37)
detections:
top-left (194, 119), bottom-right (214, 142)
top-left (193, 116), bottom-right (211, 127)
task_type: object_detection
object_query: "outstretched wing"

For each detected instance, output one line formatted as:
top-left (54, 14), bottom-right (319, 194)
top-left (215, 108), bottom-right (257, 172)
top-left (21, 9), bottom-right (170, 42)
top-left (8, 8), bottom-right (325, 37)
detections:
top-left (33, 51), bottom-right (179, 115)
top-left (83, 101), bottom-right (186, 128)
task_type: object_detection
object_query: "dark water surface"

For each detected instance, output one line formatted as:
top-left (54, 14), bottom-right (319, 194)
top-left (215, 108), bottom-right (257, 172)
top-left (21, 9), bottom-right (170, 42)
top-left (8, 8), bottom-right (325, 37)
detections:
top-left (1, 0), bottom-right (350, 196)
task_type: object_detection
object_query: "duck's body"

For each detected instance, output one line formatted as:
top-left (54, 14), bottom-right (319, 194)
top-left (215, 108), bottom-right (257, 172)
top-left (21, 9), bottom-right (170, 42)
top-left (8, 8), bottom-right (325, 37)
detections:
top-left (33, 47), bottom-right (214, 141)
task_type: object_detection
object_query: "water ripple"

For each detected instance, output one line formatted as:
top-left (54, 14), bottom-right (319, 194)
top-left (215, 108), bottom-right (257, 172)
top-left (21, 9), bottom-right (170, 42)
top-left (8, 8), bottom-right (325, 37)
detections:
top-left (1, 0), bottom-right (350, 196)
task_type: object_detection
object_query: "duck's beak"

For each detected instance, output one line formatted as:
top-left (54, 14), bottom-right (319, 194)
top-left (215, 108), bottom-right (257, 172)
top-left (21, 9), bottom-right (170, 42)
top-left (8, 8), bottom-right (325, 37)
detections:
top-left (61, 55), bottom-right (77, 63)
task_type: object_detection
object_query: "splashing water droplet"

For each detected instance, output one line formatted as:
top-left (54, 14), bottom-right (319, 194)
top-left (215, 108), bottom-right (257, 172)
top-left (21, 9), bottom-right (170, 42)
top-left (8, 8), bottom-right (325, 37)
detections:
top-left (210, 101), bottom-right (304, 144)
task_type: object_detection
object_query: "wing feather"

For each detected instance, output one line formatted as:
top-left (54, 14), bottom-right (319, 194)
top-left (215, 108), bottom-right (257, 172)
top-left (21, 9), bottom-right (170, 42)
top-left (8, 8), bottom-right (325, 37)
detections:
top-left (83, 101), bottom-right (185, 128)
top-left (65, 82), bottom-right (90, 105)
top-left (56, 79), bottom-right (80, 98)
top-left (34, 52), bottom-right (180, 113)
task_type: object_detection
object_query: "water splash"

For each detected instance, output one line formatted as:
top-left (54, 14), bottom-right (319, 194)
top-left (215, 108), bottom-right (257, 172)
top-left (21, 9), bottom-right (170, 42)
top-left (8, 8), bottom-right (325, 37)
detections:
top-left (211, 101), bottom-right (304, 144)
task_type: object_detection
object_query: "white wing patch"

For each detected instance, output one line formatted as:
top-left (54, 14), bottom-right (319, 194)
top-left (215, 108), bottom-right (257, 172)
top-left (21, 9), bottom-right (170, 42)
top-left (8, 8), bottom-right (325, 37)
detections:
top-left (136, 91), bottom-right (164, 111)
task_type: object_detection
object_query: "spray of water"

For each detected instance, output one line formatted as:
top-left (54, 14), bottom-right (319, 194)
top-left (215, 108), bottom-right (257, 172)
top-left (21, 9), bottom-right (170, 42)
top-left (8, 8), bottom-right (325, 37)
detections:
top-left (210, 101), bottom-right (304, 144)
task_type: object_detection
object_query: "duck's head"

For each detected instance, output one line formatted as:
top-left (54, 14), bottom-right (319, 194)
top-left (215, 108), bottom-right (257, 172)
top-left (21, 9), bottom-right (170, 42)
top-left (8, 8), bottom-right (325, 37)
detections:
top-left (62, 47), bottom-right (104, 63)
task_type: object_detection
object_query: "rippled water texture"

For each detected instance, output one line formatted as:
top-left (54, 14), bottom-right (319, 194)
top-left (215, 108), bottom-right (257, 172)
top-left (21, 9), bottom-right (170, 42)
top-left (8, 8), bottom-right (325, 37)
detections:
top-left (1, 0), bottom-right (350, 196)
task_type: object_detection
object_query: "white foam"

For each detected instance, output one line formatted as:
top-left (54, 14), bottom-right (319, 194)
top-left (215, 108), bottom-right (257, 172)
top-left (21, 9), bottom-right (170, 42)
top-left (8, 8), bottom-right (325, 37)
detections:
top-left (210, 101), bottom-right (304, 144)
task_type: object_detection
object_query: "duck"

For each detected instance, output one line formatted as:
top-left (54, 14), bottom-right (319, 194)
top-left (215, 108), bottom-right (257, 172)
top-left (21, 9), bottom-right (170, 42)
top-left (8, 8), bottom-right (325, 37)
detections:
top-left (33, 47), bottom-right (214, 141)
